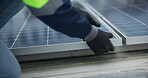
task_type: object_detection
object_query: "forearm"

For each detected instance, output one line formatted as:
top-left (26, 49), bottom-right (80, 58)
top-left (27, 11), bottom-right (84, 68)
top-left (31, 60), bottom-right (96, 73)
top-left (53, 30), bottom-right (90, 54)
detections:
top-left (24, 0), bottom-right (97, 40)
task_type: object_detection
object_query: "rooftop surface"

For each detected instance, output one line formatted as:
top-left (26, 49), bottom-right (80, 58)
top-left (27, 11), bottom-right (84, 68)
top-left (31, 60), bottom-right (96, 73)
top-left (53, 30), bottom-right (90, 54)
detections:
top-left (21, 50), bottom-right (148, 78)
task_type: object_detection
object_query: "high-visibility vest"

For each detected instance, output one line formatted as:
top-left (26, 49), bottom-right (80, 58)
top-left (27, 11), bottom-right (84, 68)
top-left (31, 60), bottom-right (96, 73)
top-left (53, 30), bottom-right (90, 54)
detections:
top-left (23, 0), bottom-right (50, 8)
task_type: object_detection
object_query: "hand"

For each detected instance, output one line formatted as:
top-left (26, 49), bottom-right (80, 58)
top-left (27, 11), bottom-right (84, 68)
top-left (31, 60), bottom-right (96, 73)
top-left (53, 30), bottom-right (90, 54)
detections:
top-left (86, 29), bottom-right (114, 55)
top-left (74, 7), bottom-right (100, 27)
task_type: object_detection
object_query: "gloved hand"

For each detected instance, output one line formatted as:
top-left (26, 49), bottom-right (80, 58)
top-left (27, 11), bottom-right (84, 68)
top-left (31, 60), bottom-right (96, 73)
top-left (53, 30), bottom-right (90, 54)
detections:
top-left (74, 7), bottom-right (100, 27)
top-left (74, 7), bottom-right (114, 55)
top-left (86, 29), bottom-right (114, 55)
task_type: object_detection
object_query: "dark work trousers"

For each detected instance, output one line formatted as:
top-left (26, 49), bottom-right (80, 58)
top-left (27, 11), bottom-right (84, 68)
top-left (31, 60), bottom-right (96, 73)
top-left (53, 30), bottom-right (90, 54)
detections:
top-left (0, 0), bottom-right (24, 78)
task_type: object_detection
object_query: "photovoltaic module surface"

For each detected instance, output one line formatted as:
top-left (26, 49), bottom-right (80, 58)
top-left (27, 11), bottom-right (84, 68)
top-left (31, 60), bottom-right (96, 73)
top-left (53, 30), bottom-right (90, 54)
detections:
top-left (82, 0), bottom-right (148, 45)
top-left (0, 1), bottom-right (118, 49)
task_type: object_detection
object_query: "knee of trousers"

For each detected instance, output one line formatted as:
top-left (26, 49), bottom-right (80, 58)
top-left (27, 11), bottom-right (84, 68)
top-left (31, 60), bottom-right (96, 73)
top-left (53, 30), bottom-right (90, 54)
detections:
top-left (0, 40), bottom-right (21, 78)
top-left (0, 67), bottom-right (21, 78)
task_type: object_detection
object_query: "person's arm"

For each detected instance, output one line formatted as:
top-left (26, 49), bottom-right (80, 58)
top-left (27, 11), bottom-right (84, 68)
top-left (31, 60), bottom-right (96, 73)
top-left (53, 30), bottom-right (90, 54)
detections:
top-left (23, 0), bottom-right (114, 55)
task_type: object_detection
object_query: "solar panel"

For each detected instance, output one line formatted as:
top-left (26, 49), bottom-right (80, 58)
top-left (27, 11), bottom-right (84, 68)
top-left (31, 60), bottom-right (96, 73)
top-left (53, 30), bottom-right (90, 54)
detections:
top-left (0, 7), bottom-right (30, 48)
top-left (0, 1), bottom-right (122, 56)
top-left (81, 0), bottom-right (148, 45)
top-left (0, 7), bottom-right (81, 49)
top-left (13, 15), bottom-right (48, 48)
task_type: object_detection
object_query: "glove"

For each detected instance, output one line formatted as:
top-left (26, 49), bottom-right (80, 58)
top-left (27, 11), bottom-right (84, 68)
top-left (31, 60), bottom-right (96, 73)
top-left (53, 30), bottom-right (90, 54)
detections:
top-left (74, 7), bottom-right (114, 55)
top-left (74, 7), bottom-right (100, 27)
top-left (86, 29), bottom-right (114, 55)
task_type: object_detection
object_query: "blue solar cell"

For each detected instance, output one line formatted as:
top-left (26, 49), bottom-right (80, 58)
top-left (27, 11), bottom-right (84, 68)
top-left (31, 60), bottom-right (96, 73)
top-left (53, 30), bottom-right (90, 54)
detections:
top-left (85, 0), bottom-right (148, 37)
top-left (136, 5), bottom-right (148, 10)
top-left (48, 28), bottom-right (81, 44)
top-left (0, 8), bottom-right (30, 48)
top-left (0, 1), bottom-right (117, 48)
top-left (13, 15), bottom-right (48, 48)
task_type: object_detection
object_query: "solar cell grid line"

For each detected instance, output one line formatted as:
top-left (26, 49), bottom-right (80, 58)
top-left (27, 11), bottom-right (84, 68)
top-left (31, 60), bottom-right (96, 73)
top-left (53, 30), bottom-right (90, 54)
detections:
top-left (48, 28), bottom-right (81, 45)
top-left (80, 0), bottom-right (148, 26)
top-left (0, 7), bottom-right (30, 48)
top-left (118, 1), bottom-right (148, 13)
top-left (116, 1), bottom-right (148, 26)
top-left (113, 0), bottom-right (148, 26)
top-left (13, 15), bottom-right (48, 48)
top-left (99, 0), bottom-right (148, 34)
top-left (101, 0), bottom-right (148, 28)
top-left (127, 0), bottom-right (148, 7)
top-left (136, 4), bottom-right (148, 11)
top-left (47, 27), bottom-right (50, 45)
top-left (80, 0), bottom-right (148, 45)
top-left (11, 12), bottom-right (31, 48)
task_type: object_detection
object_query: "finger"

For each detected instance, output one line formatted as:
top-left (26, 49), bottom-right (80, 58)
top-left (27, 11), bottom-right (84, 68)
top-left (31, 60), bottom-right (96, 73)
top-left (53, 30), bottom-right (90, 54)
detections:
top-left (74, 7), bottom-right (101, 27)
top-left (90, 19), bottom-right (100, 27)
top-left (109, 42), bottom-right (114, 51)
top-left (104, 45), bottom-right (110, 53)
top-left (87, 14), bottom-right (101, 27)
top-left (106, 32), bottom-right (113, 38)
top-left (93, 49), bottom-right (104, 55)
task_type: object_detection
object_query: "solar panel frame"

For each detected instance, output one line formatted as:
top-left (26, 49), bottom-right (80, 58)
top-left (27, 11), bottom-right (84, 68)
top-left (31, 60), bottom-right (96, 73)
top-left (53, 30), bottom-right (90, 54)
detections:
top-left (79, 0), bottom-right (148, 45)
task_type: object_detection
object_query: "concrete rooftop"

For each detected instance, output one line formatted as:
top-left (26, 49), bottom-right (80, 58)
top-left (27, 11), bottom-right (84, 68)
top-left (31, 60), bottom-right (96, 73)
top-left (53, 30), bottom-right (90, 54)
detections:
top-left (20, 50), bottom-right (148, 78)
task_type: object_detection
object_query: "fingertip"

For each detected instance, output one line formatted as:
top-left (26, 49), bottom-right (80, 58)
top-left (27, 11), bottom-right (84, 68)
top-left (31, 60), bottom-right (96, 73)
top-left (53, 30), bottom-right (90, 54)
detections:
top-left (105, 46), bottom-right (110, 53)
top-left (109, 43), bottom-right (114, 51)
top-left (95, 23), bottom-right (101, 27)
top-left (92, 22), bottom-right (101, 27)
top-left (107, 33), bottom-right (113, 38)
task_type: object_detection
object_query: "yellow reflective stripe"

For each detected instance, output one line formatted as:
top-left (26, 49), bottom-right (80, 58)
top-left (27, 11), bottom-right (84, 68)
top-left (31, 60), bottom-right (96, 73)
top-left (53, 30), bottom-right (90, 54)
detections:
top-left (23, 0), bottom-right (50, 8)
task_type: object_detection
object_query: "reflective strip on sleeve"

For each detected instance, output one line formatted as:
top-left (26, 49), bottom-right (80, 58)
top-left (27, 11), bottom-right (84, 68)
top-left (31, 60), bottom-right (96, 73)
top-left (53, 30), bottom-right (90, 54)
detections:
top-left (23, 0), bottom-right (50, 8)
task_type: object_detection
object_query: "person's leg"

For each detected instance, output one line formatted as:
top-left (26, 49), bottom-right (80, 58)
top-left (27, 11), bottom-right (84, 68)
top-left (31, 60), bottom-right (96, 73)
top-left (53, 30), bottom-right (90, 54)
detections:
top-left (0, 39), bottom-right (21, 78)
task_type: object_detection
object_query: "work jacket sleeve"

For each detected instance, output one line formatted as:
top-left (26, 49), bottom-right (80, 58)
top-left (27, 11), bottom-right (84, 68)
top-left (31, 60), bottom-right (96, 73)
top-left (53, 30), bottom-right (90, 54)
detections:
top-left (25, 0), bottom-right (93, 39)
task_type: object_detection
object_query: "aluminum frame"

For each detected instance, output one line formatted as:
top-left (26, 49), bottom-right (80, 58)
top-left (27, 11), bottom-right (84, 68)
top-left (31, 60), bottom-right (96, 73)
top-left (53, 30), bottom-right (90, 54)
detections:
top-left (15, 43), bottom-right (148, 61)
